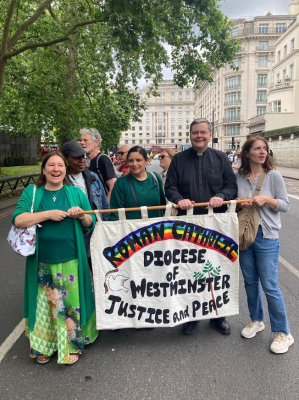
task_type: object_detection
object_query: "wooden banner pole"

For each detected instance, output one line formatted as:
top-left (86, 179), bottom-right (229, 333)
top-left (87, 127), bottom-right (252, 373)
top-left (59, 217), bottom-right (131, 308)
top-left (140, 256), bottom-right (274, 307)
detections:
top-left (78, 199), bottom-right (252, 215)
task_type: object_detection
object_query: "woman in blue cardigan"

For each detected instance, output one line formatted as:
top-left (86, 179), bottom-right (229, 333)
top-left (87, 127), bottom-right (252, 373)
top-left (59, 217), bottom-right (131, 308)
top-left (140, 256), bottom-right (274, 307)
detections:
top-left (12, 152), bottom-right (97, 365)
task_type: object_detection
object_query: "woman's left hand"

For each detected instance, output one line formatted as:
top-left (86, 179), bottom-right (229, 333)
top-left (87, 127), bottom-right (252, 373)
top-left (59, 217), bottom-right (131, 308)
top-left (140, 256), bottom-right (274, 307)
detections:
top-left (67, 207), bottom-right (83, 218)
top-left (252, 195), bottom-right (270, 207)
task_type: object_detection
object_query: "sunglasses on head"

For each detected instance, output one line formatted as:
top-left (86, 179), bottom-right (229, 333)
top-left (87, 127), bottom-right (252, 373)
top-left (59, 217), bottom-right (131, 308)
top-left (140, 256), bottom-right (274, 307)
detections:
top-left (117, 151), bottom-right (128, 156)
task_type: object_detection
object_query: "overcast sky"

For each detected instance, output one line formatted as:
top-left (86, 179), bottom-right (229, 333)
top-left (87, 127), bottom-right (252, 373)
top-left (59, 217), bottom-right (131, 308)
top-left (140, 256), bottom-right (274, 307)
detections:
top-left (220, 0), bottom-right (289, 19)
top-left (139, 0), bottom-right (291, 87)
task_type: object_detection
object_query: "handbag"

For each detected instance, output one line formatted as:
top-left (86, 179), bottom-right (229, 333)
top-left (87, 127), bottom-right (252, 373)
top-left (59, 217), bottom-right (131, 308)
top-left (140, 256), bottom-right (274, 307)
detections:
top-left (7, 185), bottom-right (37, 256)
top-left (238, 172), bottom-right (266, 251)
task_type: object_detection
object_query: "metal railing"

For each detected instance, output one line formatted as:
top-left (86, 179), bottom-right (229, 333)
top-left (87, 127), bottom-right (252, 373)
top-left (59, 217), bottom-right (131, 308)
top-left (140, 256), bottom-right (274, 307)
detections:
top-left (0, 173), bottom-right (39, 196)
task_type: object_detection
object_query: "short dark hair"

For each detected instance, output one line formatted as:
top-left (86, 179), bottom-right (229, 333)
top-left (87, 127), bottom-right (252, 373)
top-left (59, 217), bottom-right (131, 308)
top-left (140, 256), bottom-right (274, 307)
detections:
top-left (238, 136), bottom-right (275, 176)
top-left (190, 118), bottom-right (212, 133)
top-left (127, 146), bottom-right (148, 161)
top-left (36, 152), bottom-right (72, 187)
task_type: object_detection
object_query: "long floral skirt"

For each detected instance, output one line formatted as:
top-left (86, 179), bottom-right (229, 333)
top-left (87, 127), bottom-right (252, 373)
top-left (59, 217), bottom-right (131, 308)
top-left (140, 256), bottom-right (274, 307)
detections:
top-left (25, 259), bottom-right (98, 364)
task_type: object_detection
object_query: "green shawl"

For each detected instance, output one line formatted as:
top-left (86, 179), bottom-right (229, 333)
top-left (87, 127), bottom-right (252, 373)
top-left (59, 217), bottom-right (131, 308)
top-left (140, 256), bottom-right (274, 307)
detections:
top-left (12, 184), bottom-right (96, 331)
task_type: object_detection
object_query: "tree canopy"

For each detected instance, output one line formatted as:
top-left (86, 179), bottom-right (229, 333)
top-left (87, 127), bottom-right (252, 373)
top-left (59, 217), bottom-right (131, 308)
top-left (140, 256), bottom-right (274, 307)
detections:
top-left (0, 0), bottom-right (239, 147)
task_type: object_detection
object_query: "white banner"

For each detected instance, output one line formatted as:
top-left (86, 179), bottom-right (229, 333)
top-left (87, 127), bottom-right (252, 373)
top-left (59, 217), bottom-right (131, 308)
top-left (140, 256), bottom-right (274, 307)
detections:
top-left (91, 202), bottom-right (239, 330)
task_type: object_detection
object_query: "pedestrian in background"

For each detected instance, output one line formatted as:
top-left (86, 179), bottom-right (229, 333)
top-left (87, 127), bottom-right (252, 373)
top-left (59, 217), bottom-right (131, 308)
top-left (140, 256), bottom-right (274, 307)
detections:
top-left (12, 152), bottom-right (97, 365)
top-left (117, 144), bottom-right (131, 176)
top-left (159, 148), bottom-right (176, 185)
top-left (236, 136), bottom-right (293, 354)
top-left (110, 146), bottom-right (166, 221)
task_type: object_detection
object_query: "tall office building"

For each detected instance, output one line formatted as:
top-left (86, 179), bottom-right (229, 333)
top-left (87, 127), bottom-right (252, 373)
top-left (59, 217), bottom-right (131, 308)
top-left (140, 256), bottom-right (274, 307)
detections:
top-left (194, 7), bottom-right (296, 152)
top-left (119, 80), bottom-right (195, 147)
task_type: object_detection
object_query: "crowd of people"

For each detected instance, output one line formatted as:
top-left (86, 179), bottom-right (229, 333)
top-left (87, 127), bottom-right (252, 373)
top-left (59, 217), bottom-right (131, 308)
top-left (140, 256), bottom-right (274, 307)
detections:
top-left (11, 119), bottom-right (293, 365)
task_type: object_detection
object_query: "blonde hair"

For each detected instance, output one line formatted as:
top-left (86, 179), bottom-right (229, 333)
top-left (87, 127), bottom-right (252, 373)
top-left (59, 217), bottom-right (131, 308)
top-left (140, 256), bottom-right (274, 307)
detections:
top-left (161, 148), bottom-right (176, 158)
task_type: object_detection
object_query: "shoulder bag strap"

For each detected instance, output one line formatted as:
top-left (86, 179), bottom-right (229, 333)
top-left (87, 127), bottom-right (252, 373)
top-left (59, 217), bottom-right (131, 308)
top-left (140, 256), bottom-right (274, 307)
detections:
top-left (127, 175), bottom-right (140, 207)
top-left (96, 154), bottom-right (108, 194)
top-left (31, 185), bottom-right (36, 213)
top-left (253, 171), bottom-right (266, 196)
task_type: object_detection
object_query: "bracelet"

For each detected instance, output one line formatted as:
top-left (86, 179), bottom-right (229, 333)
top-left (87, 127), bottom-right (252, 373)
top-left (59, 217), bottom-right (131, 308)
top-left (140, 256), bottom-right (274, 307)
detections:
top-left (78, 215), bottom-right (85, 220)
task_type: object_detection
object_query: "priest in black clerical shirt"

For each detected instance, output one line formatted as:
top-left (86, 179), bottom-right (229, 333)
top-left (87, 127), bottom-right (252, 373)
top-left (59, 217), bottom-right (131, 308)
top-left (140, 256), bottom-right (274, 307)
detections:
top-left (165, 118), bottom-right (237, 335)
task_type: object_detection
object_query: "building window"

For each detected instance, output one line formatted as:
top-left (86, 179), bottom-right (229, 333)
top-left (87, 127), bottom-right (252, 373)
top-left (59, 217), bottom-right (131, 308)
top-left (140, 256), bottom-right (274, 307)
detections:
top-left (125, 140), bottom-right (128, 144)
top-left (132, 133), bottom-right (135, 137)
top-left (178, 118), bottom-right (182, 123)
top-left (139, 126), bottom-right (142, 131)
top-left (132, 140), bottom-right (135, 144)
top-left (258, 41), bottom-right (269, 50)
top-left (227, 76), bottom-right (241, 89)
top-left (171, 118), bottom-right (175, 123)
top-left (139, 132), bottom-right (142, 137)
top-left (277, 51), bottom-right (281, 62)
top-left (171, 112), bottom-right (175, 116)
top-left (227, 108), bottom-right (240, 121)
top-left (158, 125), bottom-right (162, 130)
top-left (178, 132), bottom-right (182, 137)
top-left (171, 92), bottom-right (175, 96)
top-left (276, 23), bottom-right (286, 33)
top-left (257, 106), bottom-right (266, 115)
top-left (257, 74), bottom-right (267, 86)
top-left (227, 125), bottom-right (241, 135)
top-left (132, 126), bottom-right (135, 130)
top-left (171, 139), bottom-right (175, 144)
top-left (284, 45), bottom-right (287, 57)
top-left (231, 57), bottom-right (242, 68)
top-left (178, 98), bottom-right (182, 101)
top-left (291, 38), bottom-right (295, 52)
top-left (146, 139), bottom-right (150, 143)
top-left (290, 64), bottom-right (294, 80)
top-left (231, 27), bottom-right (238, 37)
top-left (146, 112), bottom-right (149, 117)
top-left (146, 126), bottom-right (150, 131)
top-left (171, 106), bottom-right (175, 109)
top-left (146, 133), bottom-right (150, 137)
top-left (125, 133), bottom-right (128, 138)
top-left (186, 91), bottom-right (190, 96)
top-left (146, 119), bottom-right (150, 124)
top-left (171, 132), bottom-right (174, 137)
top-left (259, 24), bottom-right (268, 33)
top-left (227, 92), bottom-right (241, 104)
top-left (171, 125), bottom-right (175, 130)
top-left (178, 125), bottom-right (182, 129)
top-left (257, 91), bottom-right (267, 102)
top-left (276, 73), bottom-right (281, 83)
top-left (283, 69), bottom-right (287, 81)
top-left (274, 101), bottom-right (281, 112)
top-left (139, 140), bottom-right (143, 144)
top-left (258, 56), bottom-right (267, 66)
top-left (156, 106), bottom-right (162, 109)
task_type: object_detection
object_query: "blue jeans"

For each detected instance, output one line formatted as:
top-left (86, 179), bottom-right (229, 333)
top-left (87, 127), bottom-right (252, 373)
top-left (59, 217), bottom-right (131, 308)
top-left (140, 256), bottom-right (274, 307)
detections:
top-left (239, 228), bottom-right (290, 335)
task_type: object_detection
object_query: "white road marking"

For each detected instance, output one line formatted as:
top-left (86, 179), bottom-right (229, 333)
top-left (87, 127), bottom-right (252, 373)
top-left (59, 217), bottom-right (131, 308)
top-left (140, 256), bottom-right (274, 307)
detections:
top-left (279, 256), bottom-right (299, 279)
top-left (288, 194), bottom-right (299, 200)
top-left (0, 319), bottom-right (24, 363)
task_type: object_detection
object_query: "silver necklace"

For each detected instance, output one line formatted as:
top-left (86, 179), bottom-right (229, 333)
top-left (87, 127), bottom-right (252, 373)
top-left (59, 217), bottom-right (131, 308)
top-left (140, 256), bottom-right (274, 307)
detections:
top-left (51, 187), bottom-right (62, 202)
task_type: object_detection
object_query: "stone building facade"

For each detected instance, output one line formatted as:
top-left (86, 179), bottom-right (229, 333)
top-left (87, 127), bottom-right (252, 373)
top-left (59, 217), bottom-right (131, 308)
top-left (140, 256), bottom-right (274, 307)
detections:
top-left (119, 80), bottom-right (195, 148)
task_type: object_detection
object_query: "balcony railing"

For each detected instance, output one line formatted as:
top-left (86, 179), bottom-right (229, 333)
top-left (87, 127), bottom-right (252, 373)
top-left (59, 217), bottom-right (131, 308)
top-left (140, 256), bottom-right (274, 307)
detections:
top-left (256, 46), bottom-right (275, 52)
top-left (225, 84), bottom-right (242, 90)
top-left (230, 27), bottom-right (288, 37)
top-left (223, 117), bottom-right (242, 123)
top-left (256, 99), bottom-right (267, 103)
top-left (248, 114), bottom-right (266, 126)
top-left (269, 81), bottom-right (293, 91)
top-left (224, 100), bottom-right (242, 105)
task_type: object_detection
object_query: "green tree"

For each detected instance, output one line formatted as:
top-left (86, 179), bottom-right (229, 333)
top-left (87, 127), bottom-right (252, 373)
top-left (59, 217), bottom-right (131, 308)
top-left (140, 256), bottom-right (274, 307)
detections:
top-left (0, 0), bottom-right (239, 146)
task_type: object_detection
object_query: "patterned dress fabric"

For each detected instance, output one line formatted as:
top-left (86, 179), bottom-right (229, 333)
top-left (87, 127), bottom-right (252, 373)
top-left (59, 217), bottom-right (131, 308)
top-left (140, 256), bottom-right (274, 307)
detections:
top-left (26, 259), bottom-right (97, 364)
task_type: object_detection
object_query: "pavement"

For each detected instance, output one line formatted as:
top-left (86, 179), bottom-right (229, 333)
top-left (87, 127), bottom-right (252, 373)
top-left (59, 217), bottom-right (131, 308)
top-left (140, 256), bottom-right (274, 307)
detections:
top-left (0, 165), bottom-right (298, 213)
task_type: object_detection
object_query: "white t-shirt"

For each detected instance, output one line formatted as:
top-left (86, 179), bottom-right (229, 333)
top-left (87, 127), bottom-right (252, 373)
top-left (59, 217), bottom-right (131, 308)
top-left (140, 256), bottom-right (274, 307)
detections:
top-left (69, 173), bottom-right (87, 196)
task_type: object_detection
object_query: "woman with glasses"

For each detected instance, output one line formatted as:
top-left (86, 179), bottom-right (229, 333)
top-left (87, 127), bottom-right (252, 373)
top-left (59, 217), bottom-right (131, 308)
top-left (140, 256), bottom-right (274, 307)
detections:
top-left (159, 148), bottom-right (176, 186)
top-left (110, 146), bottom-right (166, 220)
top-left (117, 145), bottom-right (131, 176)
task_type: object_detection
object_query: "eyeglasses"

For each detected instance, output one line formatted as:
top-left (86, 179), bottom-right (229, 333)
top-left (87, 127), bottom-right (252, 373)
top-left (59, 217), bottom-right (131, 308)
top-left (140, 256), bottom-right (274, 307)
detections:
top-left (158, 155), bottom-right (171, 160)
top-left (117, 151), bottom-right (128, 156)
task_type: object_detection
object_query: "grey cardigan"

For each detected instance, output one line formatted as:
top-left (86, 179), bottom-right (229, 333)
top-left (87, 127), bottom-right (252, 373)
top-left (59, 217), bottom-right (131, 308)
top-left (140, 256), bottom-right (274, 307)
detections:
top-left (235, 170), bottom-right (289, 239)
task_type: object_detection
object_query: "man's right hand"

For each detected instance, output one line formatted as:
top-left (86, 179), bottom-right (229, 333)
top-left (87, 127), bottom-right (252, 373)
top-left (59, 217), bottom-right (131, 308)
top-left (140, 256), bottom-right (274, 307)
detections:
top-left (177, 199), bottom-right (195, 210)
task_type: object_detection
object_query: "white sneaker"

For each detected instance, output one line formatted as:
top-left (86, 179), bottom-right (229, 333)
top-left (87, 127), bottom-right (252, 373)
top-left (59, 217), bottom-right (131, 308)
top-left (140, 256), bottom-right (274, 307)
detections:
top-left (270, 333), bottom-right (294, 354)
top-left (241, 320), bottom-right (265, 339)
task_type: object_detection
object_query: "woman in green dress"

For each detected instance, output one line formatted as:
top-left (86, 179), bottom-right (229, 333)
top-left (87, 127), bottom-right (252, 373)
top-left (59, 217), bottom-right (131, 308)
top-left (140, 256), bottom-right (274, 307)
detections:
top-left (12, 152), bottom-right (97, 365)
top-left (109, 146), bottom-right (166, 220)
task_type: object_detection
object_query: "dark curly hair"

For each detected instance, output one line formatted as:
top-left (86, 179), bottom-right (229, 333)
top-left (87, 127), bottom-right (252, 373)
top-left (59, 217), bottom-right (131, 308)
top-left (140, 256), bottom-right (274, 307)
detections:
top-left (238, 136), bottom-right (275, 176)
